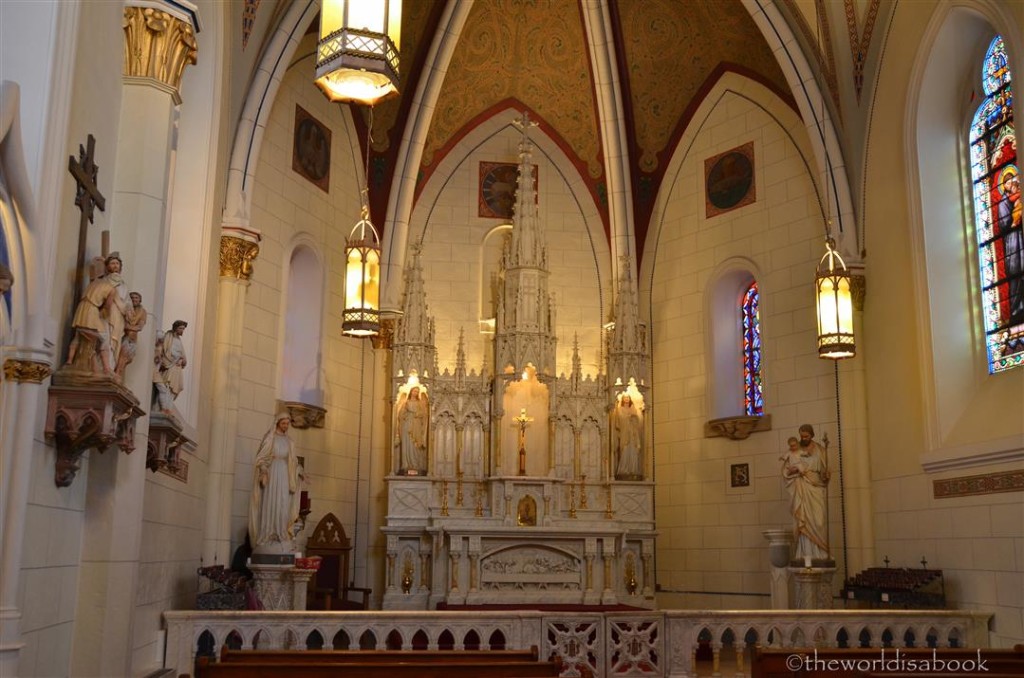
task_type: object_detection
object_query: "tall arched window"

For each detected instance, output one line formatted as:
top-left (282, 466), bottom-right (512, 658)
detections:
top-left (969, 35), bottom-right (1023, 373)
top-left (741, 281), bottom-right (763, 415)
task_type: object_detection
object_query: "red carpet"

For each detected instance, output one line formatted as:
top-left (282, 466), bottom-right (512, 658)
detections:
top-left (436, 603), bottom-right (646, 612)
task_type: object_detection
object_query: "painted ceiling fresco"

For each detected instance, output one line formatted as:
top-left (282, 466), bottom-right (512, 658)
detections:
top-left (617, 0), bottom-right (790, 173)
top-left (422, 0), bottom-right (602, 178)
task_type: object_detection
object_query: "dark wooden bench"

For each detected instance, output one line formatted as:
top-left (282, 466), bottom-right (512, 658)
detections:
top-left (195, 655), bottom-right (562, 677)
top-left (753, 646), bottom-right (1024, 678)
top-left (218, 645), bottom-right (540, 664)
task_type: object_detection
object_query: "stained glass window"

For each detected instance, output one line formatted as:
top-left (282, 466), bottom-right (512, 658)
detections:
top-left (742, 281), bottom-right (763, 416)
top-left (969, 35), bottom-right (1023, 373)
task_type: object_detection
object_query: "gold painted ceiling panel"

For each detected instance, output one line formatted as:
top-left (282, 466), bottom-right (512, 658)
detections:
top-left (422, 0), bottom-right (601, 177)
top-left (620, 0), bottom-right (790, 172)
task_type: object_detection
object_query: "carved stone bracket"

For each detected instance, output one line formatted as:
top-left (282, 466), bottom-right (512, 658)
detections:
top-left (850, 273), bottom-right (866, 312)
top-left (45, 370), bottom-right (144, 487)
top-left (3, 358), bottom-right (53, 383)
top-left (147, 411), bottom-right (195, 482)
top-left (219, 235), bottom-right (260, 280)
top-left (704, 414), bottom-right (772, 440)
top-left (281, 401), bottom-right (326, 429)
top-left (122, 5), bottom-right (198, 103)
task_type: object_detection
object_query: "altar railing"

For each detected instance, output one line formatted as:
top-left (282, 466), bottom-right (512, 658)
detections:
top-left (163, 608), bottom-right (992, 678)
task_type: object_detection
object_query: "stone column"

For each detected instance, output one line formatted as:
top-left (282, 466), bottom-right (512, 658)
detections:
top-left (841, 268), bottom-right (874, 576)
top-left (366, 321), bottom-right (394, 607)
top-left (202, 229), bottom-right (259, 564)
top-left (601, 537), bottom-right (617, 605)
top-left (0, 354), bottom-right (52, 675)
top-left (70, 5), bottom-right (198, 676)
top-left (762, 529), bottom-right (794, 609)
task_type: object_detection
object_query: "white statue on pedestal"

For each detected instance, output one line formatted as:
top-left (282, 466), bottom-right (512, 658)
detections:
top-left (395, 374), bottom-right (429, 475)
top-left (613, 378), bottom-right (645, 480)
top-left (249, 413), bottom-right (302, 550)
top-left (781, 424), bottom-right (831, 561)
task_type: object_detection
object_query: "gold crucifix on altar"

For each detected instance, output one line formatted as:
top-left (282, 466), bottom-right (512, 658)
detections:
top-left (512, 408), bottom-right (533, 476)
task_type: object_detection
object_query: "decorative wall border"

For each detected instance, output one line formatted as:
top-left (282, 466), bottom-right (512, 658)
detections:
top-left (933, 470), bottom-right (1024, 499)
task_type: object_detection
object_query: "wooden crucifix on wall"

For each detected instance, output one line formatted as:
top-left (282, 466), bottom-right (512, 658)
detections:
top-left (68, 134), bottom-right (107, 308)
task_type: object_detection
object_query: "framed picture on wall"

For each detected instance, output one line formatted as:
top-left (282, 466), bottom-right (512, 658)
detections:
top-left (726, 457), bottom-right (756, 495)
top-left (705, 141), bottom-right (755, 218)
top-left (292, 104), bottom-right (331, 193)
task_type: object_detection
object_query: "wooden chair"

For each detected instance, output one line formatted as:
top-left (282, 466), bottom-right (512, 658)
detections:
top-left (305, 512), bottom-right (371, 610)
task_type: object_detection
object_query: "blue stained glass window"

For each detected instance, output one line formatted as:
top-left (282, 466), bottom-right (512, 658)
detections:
top-left (742, 281), bottom-right (763, 416)
top-left (969, 35), bottom-right (1023, 373)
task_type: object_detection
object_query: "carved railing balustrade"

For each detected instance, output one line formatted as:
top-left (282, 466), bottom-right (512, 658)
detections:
top-left (163, 608), bottom-right (991, 678)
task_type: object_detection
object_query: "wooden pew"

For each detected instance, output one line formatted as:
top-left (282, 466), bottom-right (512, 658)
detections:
top-left (753, 646), bottom-right (1024, 678)
top-left (195, 655), bottom-right (562, 677)
top-left (218, 646), bottom-right (541, 664)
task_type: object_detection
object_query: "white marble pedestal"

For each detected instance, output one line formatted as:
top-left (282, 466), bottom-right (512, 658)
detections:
top-left (762, 529), bottom-right (793, 609)
top-left (250, 563), bottom-right (315, 611)
top-left (789, 566), bottom-right (836, 609)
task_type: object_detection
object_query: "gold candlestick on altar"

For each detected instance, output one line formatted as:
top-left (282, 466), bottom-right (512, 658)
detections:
top-left (579, 473), bottom-right (588, 509)
top-left (513, 408), bottom-right (534, 476)
top-left (604, 482), bottom-right (614, 519)
top-left (455, 470), bottom-right (464, 507)
top-left (440, 479), bottom-right (450, 516)
top-left (568, 482), bottom-right (578, 519)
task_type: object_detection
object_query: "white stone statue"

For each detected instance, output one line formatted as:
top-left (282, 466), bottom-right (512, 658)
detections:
top-left (65, 256), bottom-right (119, 374)
top-left (781, 425), bottom-right (831, 561)
top-left (153, 320), bottom-right (187, 412)
top-left (613, 379), bottom-right (644, 480)
top-left (395, 376), bottom-right (429, 475)
top-left (114, 292), bottom-right (147, 377)
top-left (249, 412), bottom-right (302, 550)
top-left (101, 252), bottom-right (130, 367)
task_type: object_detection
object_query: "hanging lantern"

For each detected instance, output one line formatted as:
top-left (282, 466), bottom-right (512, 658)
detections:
top-left (815, 238), bottom-right (855, 359)
top-left (342, 207), bottom-right (381, 336)
top-left (315, 0), bottom-right (401, 105)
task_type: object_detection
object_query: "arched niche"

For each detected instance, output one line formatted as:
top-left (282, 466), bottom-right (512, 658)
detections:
top-left (281, 242), bottom-right (325, 406)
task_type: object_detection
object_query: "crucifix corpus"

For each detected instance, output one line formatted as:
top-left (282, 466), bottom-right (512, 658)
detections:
top-left (513, 408), bottom-right (534, 476)
top-left (68, 134), bottom-right (107, 307)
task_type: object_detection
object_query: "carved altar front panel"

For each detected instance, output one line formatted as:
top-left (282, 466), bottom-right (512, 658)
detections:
top-left (480, 545), bottom-right (582, 591)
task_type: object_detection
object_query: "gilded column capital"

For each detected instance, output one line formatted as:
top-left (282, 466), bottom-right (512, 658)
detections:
top-left (3, 358), bottom-right (53, 384)
top-left (123, 5), bottom-right (198, 102)
top-left (370, 317), bottom-right (397, 350)
top-left (219, 235), bottom-right (260, 280)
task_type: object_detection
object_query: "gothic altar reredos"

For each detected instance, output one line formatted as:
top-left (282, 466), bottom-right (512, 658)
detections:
top-left (383, 117), bottom-right (655, 610)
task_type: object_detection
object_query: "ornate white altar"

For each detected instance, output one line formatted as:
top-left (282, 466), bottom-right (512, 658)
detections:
top-left (383, 115), bottom-right (654, 610)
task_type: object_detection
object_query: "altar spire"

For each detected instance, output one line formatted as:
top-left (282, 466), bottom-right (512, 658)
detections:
top-left (607, 256), bottom-right (648, 391)
top-left (394, 240), bottom-right (437, 381)
top-left (494, 112), bottom-right (556, 377)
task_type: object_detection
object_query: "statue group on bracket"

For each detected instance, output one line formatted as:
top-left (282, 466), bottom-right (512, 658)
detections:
top-left (62, 250), bottom-right (191, 414)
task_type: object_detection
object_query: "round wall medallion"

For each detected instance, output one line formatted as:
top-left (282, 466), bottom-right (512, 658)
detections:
top-left (481, 164), bottom-right (520, 218)
top-left (706, 151), bottom-right (753, 210)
